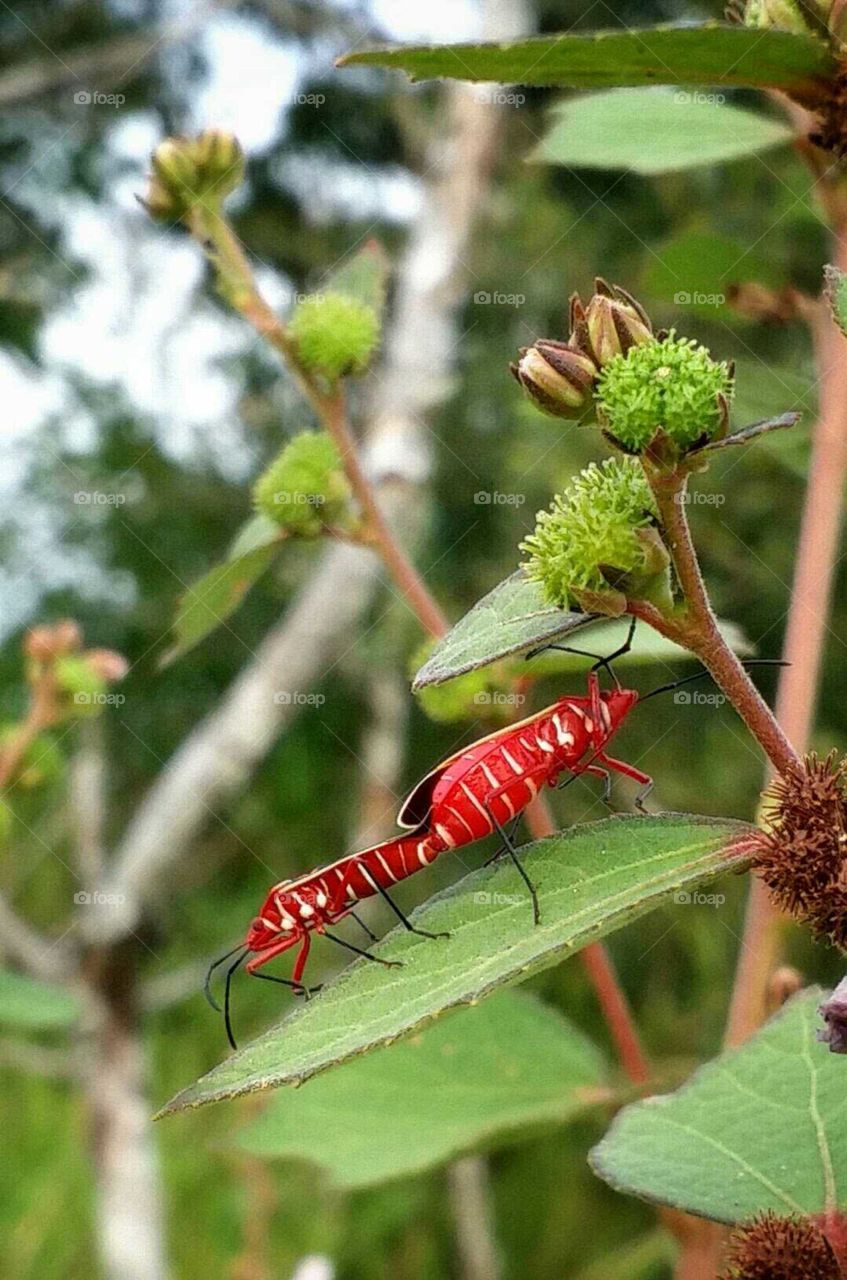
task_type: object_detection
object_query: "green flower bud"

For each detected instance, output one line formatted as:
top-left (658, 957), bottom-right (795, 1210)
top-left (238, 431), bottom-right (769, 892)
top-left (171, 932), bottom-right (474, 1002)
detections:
top-left (253, 432), bottom-right (352, 536)
top-left (511, 340), bottom-right (598, 419)
top-left (743, 0), bottom-right (814, 32)
top-left (289, 292), bottom-right (379, 380)
top-left (146, 131), bottom-right (245, 221)
top-left (579, 278), bottom-right (653, 367)
top-left (521, 458), bottom-right (671, 613)
top-left (54, 655), bottom-right (108, 718)
top-left (595, 331), bottom-right (734, 455)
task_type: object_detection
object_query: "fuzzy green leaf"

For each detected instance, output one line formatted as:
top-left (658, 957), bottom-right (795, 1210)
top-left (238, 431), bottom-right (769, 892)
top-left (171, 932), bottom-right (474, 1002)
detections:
top-left (158, 814), bottom-right (752, 1114)
top-left (235, 992), bottom-right (607, 1187)
top-left (590, 989), bottom-right (846, 1223)
top-left (411, 570), bottom-right (750, 689)
top-left (338, 26), bottom-right (836, 105)
top-left (161, 515), bottom-right (283, 666)
top-left (0, 969), bottom-right (81, 1032)
top-left (531, 89), bottom-right (793, 175)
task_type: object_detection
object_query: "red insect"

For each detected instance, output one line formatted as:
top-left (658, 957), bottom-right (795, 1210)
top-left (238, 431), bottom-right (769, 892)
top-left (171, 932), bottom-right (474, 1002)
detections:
top-left (206, 648), bottom-right (652, 1047)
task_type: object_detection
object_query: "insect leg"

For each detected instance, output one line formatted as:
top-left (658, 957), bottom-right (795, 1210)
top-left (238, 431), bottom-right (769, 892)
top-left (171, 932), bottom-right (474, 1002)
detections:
top-left (204, 943), bottom-right (246, 1013)
top-left (358, 864), bottom-right (450, 940)
top-left (349, 909), bottom-right (379, 942)
top-left (322, 929), bottom-right (403, 969)
top-left (594, 752), bottom-right (653, 812)
top-left (484, 804), bottom-right (540, 926)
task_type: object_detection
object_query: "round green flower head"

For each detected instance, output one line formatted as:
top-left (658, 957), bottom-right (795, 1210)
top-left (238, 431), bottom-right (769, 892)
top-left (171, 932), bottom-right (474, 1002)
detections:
top-left (595, 331), bottom-right (733, 452)
top-left (290, 291), bottom-right (379, 380)
top-left (54, 656), bottom-right (107, 717)
top-left (253, 431), bottom-right (352, 536)
top-left (521, 458), bottom-right (665, 611)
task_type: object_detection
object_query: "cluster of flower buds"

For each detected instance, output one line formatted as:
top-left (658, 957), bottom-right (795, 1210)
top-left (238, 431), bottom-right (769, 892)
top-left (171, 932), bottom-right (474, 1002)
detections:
top-left (144, 130), bottom-right (245, 222)
top-left (512, 279), bottom-right (653, 420)
top-left (23, 620), bottom-right (128, 724)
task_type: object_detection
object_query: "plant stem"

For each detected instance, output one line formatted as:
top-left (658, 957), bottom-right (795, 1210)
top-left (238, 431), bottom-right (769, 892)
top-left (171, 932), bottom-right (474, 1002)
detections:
top-left (724, 225), bottom-right (847, 1047)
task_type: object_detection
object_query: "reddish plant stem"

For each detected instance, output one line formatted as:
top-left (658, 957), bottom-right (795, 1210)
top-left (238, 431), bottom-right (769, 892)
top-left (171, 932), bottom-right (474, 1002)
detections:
top-left (724, 224), bottom-right (847, 1047)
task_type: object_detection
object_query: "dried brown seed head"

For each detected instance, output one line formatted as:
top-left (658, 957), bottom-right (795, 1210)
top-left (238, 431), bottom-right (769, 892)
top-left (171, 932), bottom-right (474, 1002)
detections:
top-left (721, 1212), bottom-right (841, 1279)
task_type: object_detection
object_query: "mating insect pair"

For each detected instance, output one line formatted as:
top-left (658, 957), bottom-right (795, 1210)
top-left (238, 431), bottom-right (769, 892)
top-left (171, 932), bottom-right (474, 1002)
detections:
top-left (206, 621), bottom-right (782, 1048)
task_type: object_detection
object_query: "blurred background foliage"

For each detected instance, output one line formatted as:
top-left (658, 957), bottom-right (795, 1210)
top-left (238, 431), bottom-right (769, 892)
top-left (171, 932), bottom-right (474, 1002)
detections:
top-left (0, 0), bottom-right (844, 1277)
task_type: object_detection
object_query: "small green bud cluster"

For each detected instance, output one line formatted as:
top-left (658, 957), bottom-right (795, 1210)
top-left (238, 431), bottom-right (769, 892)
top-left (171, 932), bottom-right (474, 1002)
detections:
top-left (596, 331), bottom-right (733, 454)
top-left (742, 0), bottom-right (818, 34)
top-left (290, 291), bottom-right (379, 381)
top-left (521, 458), bottom-right (671, 614)
top-left (253, 432), bottom-right (353, 536)
top-left (145, 130), bottom-right (245, 221)
top-left (20, 621), bottom-right (128, 731)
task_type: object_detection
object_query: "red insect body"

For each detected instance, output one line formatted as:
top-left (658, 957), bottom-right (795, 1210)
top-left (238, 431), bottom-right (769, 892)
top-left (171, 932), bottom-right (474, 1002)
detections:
top-left (241, 673), bottom-right (648, 986)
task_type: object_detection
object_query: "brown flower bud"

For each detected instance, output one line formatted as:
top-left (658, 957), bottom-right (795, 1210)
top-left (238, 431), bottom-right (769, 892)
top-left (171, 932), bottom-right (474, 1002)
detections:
top-left (819, 975), bottom-right (847, 1054)
top-left (511, 340), bottom-right (598, 419)
top-left (582, 278), bottom-right (653, 367)
top-left (23, 626), bottom-right (58, 663)
top-left (767, 965), bottom-right (804, 1014)
top-left (721, 1211), bottom-right (841, 1279)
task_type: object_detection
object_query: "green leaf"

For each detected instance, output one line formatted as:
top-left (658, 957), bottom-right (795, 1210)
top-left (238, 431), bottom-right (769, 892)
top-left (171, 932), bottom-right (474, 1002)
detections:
top-left (824, 263), bottom-right (847, 339)
top-left (0, 969), bottom-right (81, 1032)
top-left (158, 814), bottom-right (752, 1115)
top-left (321, 238), bottom-right (389, 314)
top-left (235, 992), bottom-right (607, 1187)
top-left (643, 230), bottom-right (783, 317)
top-left (161, 515), bottom-right (283, 666)
top-left (338, 26), bottom-right (836, 106)
top-left (411, 570), bottom-right (751, 689)
top-left (590, 989), bottom-right (846, 1223)
top-left (531, 89), bottom-right (793, 175)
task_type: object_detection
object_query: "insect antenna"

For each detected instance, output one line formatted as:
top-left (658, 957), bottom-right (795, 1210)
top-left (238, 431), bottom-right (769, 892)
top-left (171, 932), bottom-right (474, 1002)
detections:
top-left (640, 659), bottom-right (788, 704)
top-left (204, 943), bottom-right (246, 1013)
top-left (524, 616), bottom-right (637, 689)
top-left (224, 949), bottom-right (249, 1050)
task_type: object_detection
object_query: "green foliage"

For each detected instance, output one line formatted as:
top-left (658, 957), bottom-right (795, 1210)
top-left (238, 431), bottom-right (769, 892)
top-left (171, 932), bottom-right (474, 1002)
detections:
top-left (253, 432), bottom-right (352, 535)
top-left (596, 333), bottom-right (734, 451)
top-left (160, 815), bottom-right (753, 1113)
top-left (0, 970), bottom-right (81, 1032)
top-left (338, 26), bottom-right (837, 104)
top-left (521, 459), bottom-right (666, 611)
top-left (290, 292), bottom-right (379, 379)
top-left (53, 656), bottom-right (106, 718)
top-left (0, 726), bottom-right (63, 790)
top-left (531, 89), bottom-right (793, 175)
top-left (236, 992), bottom-right (607, 1187)
top-left (591, 989), bottom-right (847, 1223)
